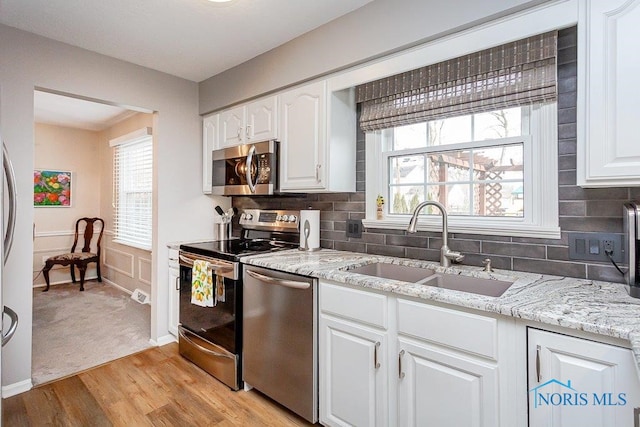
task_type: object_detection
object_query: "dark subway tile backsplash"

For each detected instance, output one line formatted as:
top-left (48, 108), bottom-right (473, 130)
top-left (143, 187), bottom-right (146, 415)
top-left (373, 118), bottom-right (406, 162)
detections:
top-left (233, 27), bottom-right (630, 284)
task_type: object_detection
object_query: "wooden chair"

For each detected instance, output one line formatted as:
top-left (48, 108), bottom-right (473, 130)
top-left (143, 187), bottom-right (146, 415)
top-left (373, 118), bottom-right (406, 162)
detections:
top-left (43, 217), bottom-right (104, 292)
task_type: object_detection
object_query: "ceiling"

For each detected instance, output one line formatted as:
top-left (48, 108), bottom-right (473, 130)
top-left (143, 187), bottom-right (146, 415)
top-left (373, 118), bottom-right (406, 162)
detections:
top-left (0, 0), bottom-right (373, 83)
top-left (34, 90), bottom-right (141, 131)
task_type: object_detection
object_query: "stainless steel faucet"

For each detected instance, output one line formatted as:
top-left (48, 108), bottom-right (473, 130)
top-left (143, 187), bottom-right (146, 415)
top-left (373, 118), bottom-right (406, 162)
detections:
top-left (407, 200), bottom-right (465, 268)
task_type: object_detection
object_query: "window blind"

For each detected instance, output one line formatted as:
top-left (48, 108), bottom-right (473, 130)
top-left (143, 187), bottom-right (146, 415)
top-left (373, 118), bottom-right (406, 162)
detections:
top-left (356, 31), bottom-right (557, 132)
top-left (112, 130), bottom-right (152, 250)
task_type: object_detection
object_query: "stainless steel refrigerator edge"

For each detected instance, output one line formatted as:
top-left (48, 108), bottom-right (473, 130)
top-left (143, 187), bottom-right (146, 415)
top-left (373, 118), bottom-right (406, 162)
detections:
top-left (243, 265), bottom-right (318, 424)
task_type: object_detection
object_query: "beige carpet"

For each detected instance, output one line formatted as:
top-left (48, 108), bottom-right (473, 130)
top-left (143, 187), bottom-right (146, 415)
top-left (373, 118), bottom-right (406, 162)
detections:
top-left (32, 280), bottom-right (152, 385)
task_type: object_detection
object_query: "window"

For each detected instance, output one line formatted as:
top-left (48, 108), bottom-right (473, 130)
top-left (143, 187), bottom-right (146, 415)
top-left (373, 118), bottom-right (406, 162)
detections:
top-left (387, 107), bottom-right (525, 217)
top-left (360, 32), bottom-right (560, 238)
top-left (111, 128), bottom-right (153, 250)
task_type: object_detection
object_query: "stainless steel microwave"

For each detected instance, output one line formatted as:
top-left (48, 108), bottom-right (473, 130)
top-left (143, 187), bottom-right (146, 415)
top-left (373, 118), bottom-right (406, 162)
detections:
top-left (211, 140), bottom-right (278, 196)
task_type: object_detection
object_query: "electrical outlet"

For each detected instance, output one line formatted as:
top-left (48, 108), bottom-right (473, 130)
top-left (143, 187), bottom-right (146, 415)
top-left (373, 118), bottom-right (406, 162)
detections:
top-left (346, 219), bottom-right (363, 238)
top-left (603, 239), bottom-right (615, 254)
top-left (569, 232), bottom-right (623, 263)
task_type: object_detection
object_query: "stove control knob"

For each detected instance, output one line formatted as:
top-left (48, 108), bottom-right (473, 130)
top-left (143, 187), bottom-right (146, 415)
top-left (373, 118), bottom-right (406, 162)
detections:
top-left (245, 213), bottom-right (253, 221)
top-left (240, 213), bottom-right (246, 221)
top-left (288, 215), bottom-right (298, 223)
top-left (276, 214), bottom-right (283, 222)
top-left (281, 215), bottom-right (289, 222)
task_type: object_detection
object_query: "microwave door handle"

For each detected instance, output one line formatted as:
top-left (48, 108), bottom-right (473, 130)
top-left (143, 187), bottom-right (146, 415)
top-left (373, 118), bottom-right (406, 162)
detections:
top-left (245, 144), bottom-right (256, 194)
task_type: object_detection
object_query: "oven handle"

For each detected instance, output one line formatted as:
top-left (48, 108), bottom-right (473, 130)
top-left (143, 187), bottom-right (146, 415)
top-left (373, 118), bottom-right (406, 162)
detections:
top-left (246, 269), bottom-right (310, 290)
top-left (245, 144), bottom-right (256, 194)
top-left (179, 254), bottom-right (234, 273)
top-left (178, 327), bottom-right (235, 360)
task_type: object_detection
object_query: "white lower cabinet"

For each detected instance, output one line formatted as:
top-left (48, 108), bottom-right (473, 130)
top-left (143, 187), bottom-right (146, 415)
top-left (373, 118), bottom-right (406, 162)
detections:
top-left (397, 337), bottom-right (499, 427)
top-left (528, 328), bottom-right (640, 427)
top-left (321, 317), bottom-right (388, 427)
top-left (168, 248), bottom-right (180, 338)
top-left (319, 280), bottom-right (505, 427)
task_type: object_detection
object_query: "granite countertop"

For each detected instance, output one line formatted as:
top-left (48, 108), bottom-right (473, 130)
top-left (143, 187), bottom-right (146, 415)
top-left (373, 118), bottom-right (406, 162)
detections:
top-left (241, 248), bottom-right (640, 371)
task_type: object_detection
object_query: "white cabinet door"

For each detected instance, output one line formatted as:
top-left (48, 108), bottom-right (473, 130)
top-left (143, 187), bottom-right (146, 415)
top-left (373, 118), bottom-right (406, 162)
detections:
top-left (320, 315), bottom-right (388, 427)
top-left (219, 105), bottom-right (245, 148)
top-left (279, 81), bottom-right (326, 191)
top-left (397, 337), bottom-right (499, 427)
top-left (168, 249), bottom-right (180, 338)
top-left (578, 0), bottom-right (640, 187)
top-left (528, 328), bottom-right (640, 427)
top-left (202, 113), bottom-right (218, 194)
top-left (246, 96), bottom-right (278, 142)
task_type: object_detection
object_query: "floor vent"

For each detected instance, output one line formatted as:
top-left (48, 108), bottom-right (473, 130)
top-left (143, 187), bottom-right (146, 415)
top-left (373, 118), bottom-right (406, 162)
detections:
top-left (131, 289), bottom-right (150, 304)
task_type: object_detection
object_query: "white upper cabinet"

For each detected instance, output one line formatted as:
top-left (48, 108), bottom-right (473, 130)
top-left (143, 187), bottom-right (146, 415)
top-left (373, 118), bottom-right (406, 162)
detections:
top-left (219, 105), bottom-right (245, 148)
top-left (246, 96), bottom-right (278, 142)
top-left (202, 113), bottom-right (218, 194)
top-left (279, 81), bottom-right (326, 191)
top-left (218, 95), bottom-right (278, 149)
top-left (578, 0), bottom-right (640, 187)
top-left (279, 81), bottom-right (356, 193)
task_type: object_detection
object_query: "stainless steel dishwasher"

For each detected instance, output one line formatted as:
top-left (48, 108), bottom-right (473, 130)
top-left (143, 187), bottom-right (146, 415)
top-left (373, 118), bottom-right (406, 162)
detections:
top-left (243, 265), bottom-right (318, 423)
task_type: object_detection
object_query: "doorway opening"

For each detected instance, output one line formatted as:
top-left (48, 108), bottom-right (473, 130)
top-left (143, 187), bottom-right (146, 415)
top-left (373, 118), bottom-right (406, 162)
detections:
top-left (31, 89), bottom-right (154, 384)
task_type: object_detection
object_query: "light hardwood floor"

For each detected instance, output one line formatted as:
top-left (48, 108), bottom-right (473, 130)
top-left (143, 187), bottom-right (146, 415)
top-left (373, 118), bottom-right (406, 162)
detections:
top-left (3, 342), bottom-right (314, 426)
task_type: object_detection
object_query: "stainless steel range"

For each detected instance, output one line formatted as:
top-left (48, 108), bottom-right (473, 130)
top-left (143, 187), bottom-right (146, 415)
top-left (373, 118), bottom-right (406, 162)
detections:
top-left (178, 209), bottom-right (299, 390)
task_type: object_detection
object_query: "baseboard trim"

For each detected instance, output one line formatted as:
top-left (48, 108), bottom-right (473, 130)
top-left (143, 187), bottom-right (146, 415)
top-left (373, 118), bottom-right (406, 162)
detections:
top-left (152, 335), bottom-right (176, 346)
top-left (102, 278), bottom-right (133, 296)
top-left (33, 275), bottom-right (99, 289)
top-left (2, 379), bottom-right (33, 398)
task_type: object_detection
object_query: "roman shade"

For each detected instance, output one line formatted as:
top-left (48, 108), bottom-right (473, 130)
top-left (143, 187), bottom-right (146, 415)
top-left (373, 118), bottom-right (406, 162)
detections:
top-left (356, 31), bottom-right (557, 131)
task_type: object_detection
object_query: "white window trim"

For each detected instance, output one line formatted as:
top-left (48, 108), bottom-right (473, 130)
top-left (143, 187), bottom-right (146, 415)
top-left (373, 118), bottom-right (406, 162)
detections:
top-left (364, 103), bottom-right (560, 239)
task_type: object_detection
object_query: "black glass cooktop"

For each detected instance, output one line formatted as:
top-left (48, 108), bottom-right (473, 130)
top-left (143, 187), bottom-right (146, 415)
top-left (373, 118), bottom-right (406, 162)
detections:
top-left (180, 238), bottom-right (298, 262)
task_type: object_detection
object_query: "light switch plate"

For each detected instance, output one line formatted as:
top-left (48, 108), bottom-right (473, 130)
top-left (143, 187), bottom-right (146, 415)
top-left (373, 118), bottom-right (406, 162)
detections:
top-left (568, 232), bottom-right (623, 263)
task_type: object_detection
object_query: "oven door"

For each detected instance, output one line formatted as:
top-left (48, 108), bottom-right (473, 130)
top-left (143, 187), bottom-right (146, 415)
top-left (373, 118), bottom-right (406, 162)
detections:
top-left (178, 254), bottom-right (242, 390)
top-left (211, 140), bottom-right (278, 196)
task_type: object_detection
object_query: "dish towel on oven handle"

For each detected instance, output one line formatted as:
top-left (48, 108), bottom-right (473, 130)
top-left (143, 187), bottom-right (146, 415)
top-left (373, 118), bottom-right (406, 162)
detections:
top-left (191, 259), bottom-right (214, 307)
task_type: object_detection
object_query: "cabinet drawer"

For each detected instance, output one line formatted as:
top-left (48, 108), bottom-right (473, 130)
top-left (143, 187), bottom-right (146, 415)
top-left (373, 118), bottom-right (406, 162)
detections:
top-left (320, 282), bottom-right (387, 329)
top-left (397, 299), bottom-right (497, 360)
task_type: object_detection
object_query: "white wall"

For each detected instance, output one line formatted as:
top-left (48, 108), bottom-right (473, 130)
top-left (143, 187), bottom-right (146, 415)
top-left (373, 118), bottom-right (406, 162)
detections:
top-left (0, 24), bottom-right (224, 392)
top-left (199, 0), bottom-right (548, 113)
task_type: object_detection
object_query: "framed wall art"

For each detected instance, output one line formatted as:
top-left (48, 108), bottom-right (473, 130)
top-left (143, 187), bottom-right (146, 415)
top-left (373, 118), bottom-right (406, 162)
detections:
top-left (34, 170), bottom-right (72, 207)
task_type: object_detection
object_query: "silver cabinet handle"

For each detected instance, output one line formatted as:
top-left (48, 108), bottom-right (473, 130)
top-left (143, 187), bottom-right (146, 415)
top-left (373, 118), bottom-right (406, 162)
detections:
top-left (3, 142), bottom-right (17, 262)
top-left (246, 144), bottom-right (256, 194)
top-left (374, 341), bottom-right (381, 369)
top-left (246, 269), bottom-right (310, 289)
top-left (246, 124), bottom-right (252, 139)
top-left (237, 127), bottom-right (242, 140)
top-left (2, 306), bottom-right (18, 347)
top-left (315, 164), bottom-right (321, 183)
top-left (536, 344), bottom-right (541, 383)
top-left (175, 275), bottom-right (180, 291)
top-left (398, 349), bottom-right (405, 379)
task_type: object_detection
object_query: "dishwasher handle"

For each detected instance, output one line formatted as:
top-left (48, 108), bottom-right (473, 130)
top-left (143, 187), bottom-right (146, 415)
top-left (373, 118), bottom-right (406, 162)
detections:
top-left (246, 269), bottom-right (310, 290)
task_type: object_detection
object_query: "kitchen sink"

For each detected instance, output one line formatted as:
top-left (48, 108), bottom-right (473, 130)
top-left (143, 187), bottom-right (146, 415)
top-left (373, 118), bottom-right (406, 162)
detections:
top-left (346, 263), bottom-right (436, 282)
top-left (346, 262), bottom-right (513, 297)
top-left (418, 274), bottom-right (513, 297)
